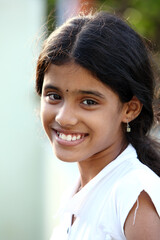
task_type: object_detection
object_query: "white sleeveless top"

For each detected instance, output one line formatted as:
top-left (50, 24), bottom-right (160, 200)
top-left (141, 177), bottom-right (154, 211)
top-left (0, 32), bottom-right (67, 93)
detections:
top-left (50, 144), bottom-right (160, 240)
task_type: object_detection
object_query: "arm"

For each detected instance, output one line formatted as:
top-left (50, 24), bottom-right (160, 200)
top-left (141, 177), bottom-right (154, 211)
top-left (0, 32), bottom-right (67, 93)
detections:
top-left (124, 191), bottom-right (160, 240)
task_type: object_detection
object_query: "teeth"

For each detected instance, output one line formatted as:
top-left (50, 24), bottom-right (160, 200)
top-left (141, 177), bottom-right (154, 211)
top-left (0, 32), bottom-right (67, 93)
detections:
top-left (77, 135), bottom-right (81, 140)
top-left (59, 133), bottom-right (67, 140)
top-left (66, 135), bottom-right (72, 141)
top-left (57, 132), bottom-right (83, 141)
top-left (72, 136), bottom-right (76, 141)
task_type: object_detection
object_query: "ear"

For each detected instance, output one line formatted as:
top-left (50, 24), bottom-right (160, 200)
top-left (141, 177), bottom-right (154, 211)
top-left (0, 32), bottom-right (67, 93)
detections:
top-left (122, 96), bottom-right (143, 123)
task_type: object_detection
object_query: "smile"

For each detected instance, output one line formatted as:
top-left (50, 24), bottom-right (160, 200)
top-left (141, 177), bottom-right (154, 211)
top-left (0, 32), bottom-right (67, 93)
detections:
top-left (53, 129), bottom-right (88, 146)
top-left (57, 131), bottom-right (85, 142)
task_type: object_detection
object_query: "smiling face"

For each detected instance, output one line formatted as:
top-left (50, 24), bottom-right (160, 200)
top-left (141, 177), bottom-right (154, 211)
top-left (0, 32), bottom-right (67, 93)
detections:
top-left (41, 63), bottom-right (128, 164)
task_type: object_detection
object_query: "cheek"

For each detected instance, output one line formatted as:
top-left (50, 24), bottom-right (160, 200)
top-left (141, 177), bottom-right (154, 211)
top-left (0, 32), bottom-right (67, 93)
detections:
top-left (40, 103), bottom-right (52, 131)
top-left (95, 110), bottom-right (122, 134)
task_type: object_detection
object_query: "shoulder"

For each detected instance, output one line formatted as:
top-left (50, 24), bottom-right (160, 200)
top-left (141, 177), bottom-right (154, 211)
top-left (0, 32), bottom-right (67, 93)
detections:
top-left (115, 164), bottom-right (160, 194)
top-left (112, 165), bottom-right (160, 238)
top-left (124, 190), bottom-right (160, 240)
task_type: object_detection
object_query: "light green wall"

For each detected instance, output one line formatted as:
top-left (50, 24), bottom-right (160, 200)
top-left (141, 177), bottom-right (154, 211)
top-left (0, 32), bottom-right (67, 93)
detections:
top-left (0, 0), bottom-right (46, 239)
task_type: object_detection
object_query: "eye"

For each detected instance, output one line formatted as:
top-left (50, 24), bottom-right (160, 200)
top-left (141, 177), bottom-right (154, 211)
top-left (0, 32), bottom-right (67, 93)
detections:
top-left (47, 93), bottom-right (61, 101)
top-left (82, 99), bottom-right (98, 106)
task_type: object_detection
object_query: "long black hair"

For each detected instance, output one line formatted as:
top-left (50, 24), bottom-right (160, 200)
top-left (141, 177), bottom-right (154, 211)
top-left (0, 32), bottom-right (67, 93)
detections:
top-left (36, 12), bottom-right (160, 176)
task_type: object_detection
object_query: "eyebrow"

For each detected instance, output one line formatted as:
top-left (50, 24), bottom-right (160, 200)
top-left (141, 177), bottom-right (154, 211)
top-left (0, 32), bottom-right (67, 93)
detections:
top-left (78, 90), bottom-right (105, 99)
top-left (43, 84), bottom-right (105, 99)
top-left (43, 84), bottom-right (61, 92)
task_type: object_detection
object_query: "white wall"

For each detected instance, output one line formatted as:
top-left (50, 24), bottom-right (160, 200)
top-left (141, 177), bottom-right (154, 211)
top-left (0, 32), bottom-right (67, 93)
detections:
top-left (0, 0), bottom-right (46, 239)
top-left (56, 0), bottom-right (79, 25)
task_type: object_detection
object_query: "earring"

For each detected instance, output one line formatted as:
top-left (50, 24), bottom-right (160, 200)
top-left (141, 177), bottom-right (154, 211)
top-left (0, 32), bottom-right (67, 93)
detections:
top-left (127, 121), bottom-right (131, 132)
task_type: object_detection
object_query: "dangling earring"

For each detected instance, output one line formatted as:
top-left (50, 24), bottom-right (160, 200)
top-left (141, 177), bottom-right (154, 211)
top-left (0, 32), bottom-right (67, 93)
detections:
top-left (127, 121), bottom-right (131, 132)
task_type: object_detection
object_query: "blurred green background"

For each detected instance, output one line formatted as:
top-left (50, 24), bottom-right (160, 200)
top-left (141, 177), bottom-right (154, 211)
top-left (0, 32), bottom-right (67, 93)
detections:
top-left (48, 0), bottom-right (160, 51)
top-left (0, 1), bottom-right (159, 240)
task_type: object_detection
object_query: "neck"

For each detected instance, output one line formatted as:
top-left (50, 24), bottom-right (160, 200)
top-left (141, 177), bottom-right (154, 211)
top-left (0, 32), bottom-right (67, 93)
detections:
top-left (77, 139), bottom-right (127, 188)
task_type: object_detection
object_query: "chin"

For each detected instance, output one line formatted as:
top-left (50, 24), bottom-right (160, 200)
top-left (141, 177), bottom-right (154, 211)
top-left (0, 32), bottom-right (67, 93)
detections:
top-left (57, 156), bottom-right (78, 163)
top-left (52, 150), bottom-right (78, 163)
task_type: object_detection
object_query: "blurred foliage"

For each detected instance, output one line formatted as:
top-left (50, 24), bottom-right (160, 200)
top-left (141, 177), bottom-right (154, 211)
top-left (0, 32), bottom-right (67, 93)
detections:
top-left (47, 0), bottom-right (160, 51)
top-left (99, 0), bottom-right (160, 52)
top-left (47, 0), bottom-right (57, 33)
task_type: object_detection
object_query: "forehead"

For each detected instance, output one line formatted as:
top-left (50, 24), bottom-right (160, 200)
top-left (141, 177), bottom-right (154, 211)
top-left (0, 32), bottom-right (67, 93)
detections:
top-left (44, 63), bottom-right (107, 92)
top-left (43, 63), bottom-right (122, 107)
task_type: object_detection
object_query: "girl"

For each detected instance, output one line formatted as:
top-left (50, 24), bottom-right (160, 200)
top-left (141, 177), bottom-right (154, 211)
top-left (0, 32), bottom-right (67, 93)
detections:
top-left (36, 12), bottom-right (160, 240)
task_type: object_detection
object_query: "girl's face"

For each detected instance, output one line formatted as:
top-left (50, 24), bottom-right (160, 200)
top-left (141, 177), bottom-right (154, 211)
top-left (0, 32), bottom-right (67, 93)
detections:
top-left (41, 63), bottom-right (127, 163)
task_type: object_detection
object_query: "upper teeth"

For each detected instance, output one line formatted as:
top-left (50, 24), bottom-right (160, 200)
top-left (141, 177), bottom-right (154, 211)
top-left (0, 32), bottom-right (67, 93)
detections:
top-left (58, 132), bottom-right (83, 141)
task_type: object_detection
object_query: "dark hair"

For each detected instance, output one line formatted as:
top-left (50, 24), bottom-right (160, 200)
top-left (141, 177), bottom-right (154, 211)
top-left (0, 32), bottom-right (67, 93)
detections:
top-left (36, 11), bottom-right (160, 176)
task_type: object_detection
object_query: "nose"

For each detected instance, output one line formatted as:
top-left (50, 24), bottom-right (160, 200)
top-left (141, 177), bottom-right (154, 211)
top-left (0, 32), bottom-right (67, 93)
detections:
top-left (55, 103), bottom-right (78, 128)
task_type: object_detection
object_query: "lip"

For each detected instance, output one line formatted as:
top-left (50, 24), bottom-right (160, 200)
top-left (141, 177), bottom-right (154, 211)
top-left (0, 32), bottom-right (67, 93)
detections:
top-left (52, 128), bottom-right (88, 146)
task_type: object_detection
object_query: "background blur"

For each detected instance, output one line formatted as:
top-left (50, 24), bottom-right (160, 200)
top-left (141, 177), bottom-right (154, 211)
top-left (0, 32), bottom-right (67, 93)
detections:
top-left (0, 0), bottom-right (159, 240)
